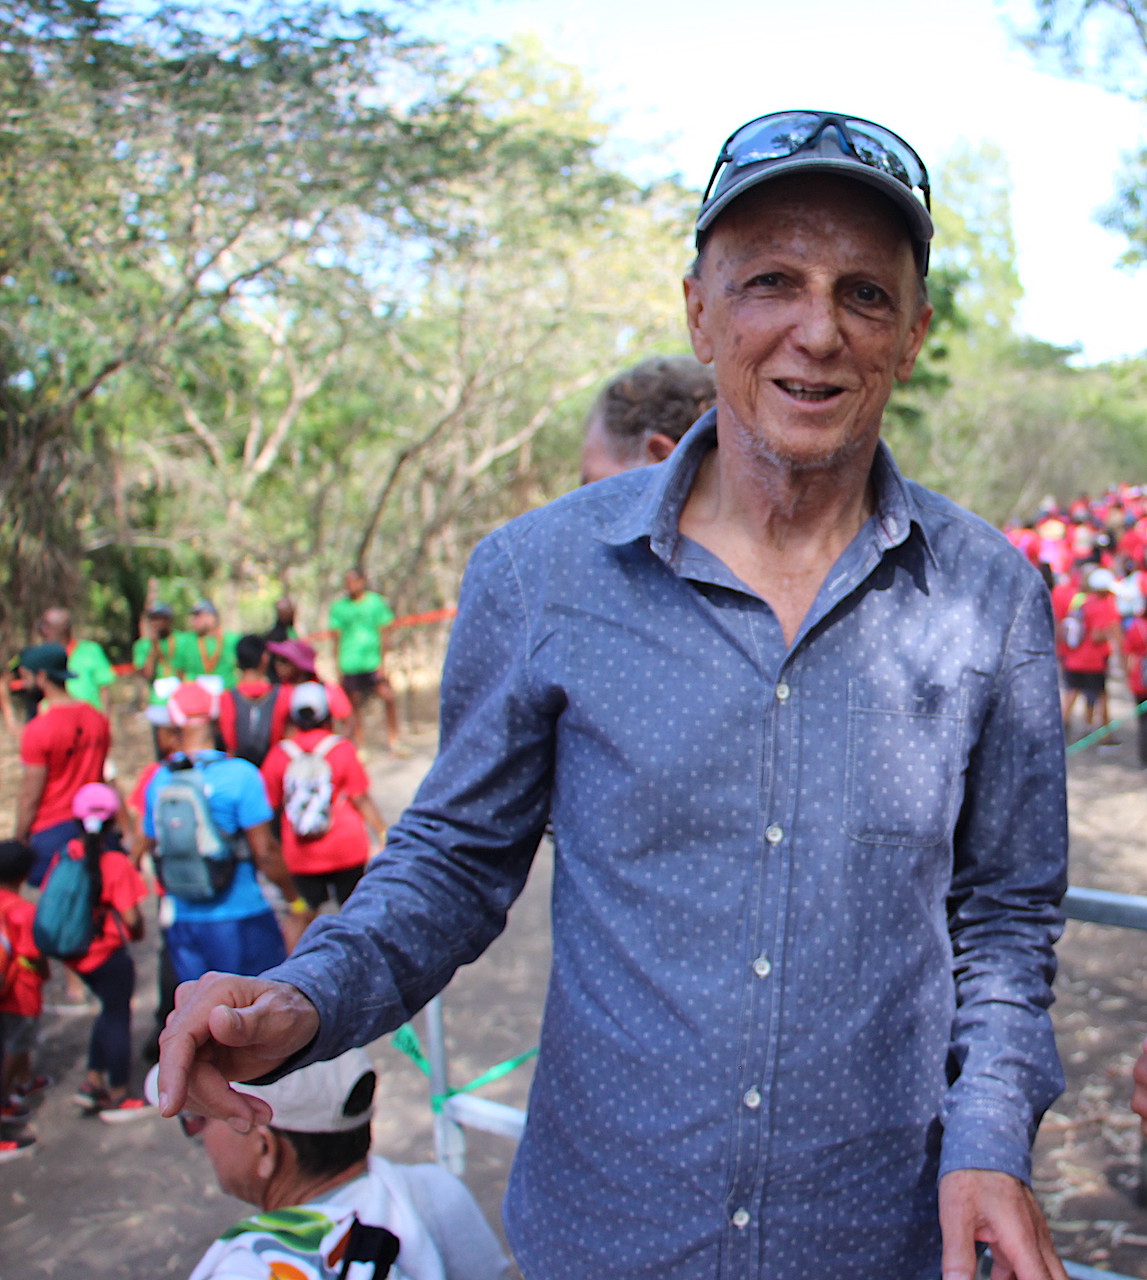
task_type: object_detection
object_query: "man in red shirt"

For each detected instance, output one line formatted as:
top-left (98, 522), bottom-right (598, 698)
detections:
top-left (14, 644), bottom-right (110, 886)
top-left (218, 635), bottom-right (288, 766)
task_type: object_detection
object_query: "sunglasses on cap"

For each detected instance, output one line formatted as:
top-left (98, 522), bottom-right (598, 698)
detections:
top-left (702, 111), bottom-right (930, 212)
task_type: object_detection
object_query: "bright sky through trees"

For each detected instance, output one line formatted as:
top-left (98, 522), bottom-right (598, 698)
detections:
top-left (428, 0), bottom-right (1146, 365)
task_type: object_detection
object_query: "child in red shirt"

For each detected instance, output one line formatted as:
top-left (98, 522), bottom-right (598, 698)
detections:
top-left (44, 785), bottom-right (152, 1122)
top-left (0, 840), bottom-right (49, 1149)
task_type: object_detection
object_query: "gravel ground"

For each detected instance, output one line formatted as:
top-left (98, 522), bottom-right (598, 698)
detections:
top-left (3, 680), bottom-right (1147, 1278)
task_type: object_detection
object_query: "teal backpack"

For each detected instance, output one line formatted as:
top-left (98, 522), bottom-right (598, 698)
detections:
top-left (33, 840), bottom-right (100, 960)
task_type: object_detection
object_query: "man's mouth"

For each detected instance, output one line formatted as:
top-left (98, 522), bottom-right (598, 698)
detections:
top-left (774, 380), bottom-right (842, 403)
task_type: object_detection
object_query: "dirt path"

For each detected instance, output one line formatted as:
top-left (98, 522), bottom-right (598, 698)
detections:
top-left (4, 685), bottom-right (1147, 1278)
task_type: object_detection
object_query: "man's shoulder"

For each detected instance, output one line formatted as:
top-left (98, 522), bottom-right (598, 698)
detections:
top-left (482, 468), bottom-right (655, 564)
top-left (904, 479), bottom-right (1041, 583)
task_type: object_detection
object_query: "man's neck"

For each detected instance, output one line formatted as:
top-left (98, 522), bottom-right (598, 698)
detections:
top-left (40, 682), bottom-right (75, 708)
top-left (262, 1157), bottom-right (370, 1213)
top-left (679, 428), bottom-right (879, 648)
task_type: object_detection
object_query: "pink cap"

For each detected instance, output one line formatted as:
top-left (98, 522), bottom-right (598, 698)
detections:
top-left (168, 681), bottom-right (219, 726)
top-left (266, 639), bottom-right (318, 677)
top-left (73, 782), bottom-right (119, 832)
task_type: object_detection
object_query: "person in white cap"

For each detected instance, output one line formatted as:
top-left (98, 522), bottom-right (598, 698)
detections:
top-left (1060, 565), bottom-right (1123, 736)
top-left (162, 1049), bottom-right (508, 1280)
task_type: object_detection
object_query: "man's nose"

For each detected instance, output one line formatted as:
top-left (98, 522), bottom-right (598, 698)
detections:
top-left (791, 287), bottom-right (844, 359)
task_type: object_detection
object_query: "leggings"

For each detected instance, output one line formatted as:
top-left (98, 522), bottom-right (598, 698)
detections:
top-left (79, 948), bottom-right (135, 1089)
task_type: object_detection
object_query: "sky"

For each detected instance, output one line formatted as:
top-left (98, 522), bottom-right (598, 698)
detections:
top-left (419, 0), bottom-right (1147, 366)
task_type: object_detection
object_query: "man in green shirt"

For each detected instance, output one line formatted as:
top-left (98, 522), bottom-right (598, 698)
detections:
top-left (39, 607), bottom-right (116, 714)
top-left (328, 569), bottom-right (398, 751)
top-left (176, 600), bottom-right (240, 691)
top-left (132, 602), bottom-right (185, 707)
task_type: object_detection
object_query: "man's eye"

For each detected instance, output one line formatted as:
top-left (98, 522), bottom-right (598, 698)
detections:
top-left (853, 283), bottom-right (886, 304)
top-left (747, 273), bottom-right (782, 288)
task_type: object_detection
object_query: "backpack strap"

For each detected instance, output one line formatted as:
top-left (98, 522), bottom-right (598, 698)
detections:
top-left (280, 739), bottom-right (303, 761)
top-left (315, 734), bottom-right (341, 759)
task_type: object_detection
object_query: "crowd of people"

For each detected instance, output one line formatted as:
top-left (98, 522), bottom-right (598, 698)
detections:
top-left (0, 572), bottom-right (404, 1163)
top-left (1004, 488), bottom-right (1147, 755)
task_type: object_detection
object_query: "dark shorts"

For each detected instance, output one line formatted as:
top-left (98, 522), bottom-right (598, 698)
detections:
top-left (294, 864), bottom-right (365, 910)
top-left (341, 670), bottom-right (393, 698)
top-left (341, 670), bottom-right (380, 697)
top-left (1064, 669), bottom-right (1106, 699)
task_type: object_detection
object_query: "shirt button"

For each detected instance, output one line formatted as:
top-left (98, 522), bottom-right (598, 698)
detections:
top-left (752, 954), bottom-right (772, 978)
top-left (731, 1208), bottom-right (751, 1229)
top-left (743, 1086), bottom-right (762, 1109)
top-left (765, 824), bottom-right (783, 844)
top-left (775, 682), bottom-right (791, 702)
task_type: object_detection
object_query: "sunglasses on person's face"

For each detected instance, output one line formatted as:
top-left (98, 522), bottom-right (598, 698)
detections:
top-left (702, 110), bottom-right (930, 212)
top-left (179, 1112), bottom-right (207, 1139)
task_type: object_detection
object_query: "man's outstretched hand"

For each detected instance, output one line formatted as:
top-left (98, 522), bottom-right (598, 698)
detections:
top-left (939, 1169), bottom-right (1067, 1280)
top-left (156, 971), bottom-right (320, 1131)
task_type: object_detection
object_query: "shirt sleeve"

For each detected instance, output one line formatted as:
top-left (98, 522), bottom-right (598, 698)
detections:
top-left (334, 741), bottom-right (369, 798)
top-left (104, 853), bottom-right (148, 915)
top-left (327, 683), bottom-right (352, 721)
top-left (940, 575), bottom-right (1068, 1184)
top-left (261, 532), bottom-right (553, 1063)
top-left (19, 718), bottom-right (47, 767)
top-left (231, 760), bottom-right (274, 831)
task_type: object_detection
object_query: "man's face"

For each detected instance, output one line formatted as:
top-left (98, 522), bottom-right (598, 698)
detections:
top-left (273, 655), bottom-right (303, 685)
top-left (150, 615), bottom-right (173, 639)
top-left (345, 571), bottom-right (365, 598)
top-left (684, 174), bottom-right (931, 474)
top-left (580, 413), bottom-right (632, 486)
top-left (202, 1117), bottom-right (270, 1206)
top-left (190, 610), bottom-right (215, 637)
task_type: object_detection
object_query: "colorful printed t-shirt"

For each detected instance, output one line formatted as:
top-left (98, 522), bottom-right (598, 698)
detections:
top-left (20, 701), bottom-right (110, 832)
top-left (262, 730), bottom-right (372, 875)
top-left (329, 593), bottom-right (394, 675)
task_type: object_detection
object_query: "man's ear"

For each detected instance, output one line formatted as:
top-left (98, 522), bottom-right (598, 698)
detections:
top-left (255, 1126), bottom-right (279, 1182)
top-left (895, 302), bottom-right (934, 384)
top-left (641, 432), bottom-right (678, 466)
top-left (683, 273), bottom-right (715, 366)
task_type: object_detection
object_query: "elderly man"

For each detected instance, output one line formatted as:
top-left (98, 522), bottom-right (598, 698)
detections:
top-left (159, 112), bottom-right (1068, 1280)
top-left (166, 1050), bottom-right (509, 1280)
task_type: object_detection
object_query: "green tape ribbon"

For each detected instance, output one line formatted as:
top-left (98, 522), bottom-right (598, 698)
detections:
top-left (388, 1024), bottom-right (538, 1113)
top-left (1065, 697), bottom-right (1147, 756)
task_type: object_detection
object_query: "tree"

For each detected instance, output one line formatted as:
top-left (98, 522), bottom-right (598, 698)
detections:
top-left (1015, 0), bottom-right (1147, 261)
top-left (0, 0), bottom-right (487, 645)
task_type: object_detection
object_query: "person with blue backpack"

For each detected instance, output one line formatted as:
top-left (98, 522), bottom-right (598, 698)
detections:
top-left (35, 783), bottom-right (151, 1120)
top-left (142, 682), bottom-right (309, 984)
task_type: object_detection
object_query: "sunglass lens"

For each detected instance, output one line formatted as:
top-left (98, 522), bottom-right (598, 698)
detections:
top-left (844, 120), bottom-right (924, 189)
top-left (179, 1112), bottom-right (206, 1138)
top-left (730, 112), bottom-right (823, 167)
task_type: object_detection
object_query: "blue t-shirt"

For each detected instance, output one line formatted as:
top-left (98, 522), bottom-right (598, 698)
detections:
top-left (145, 750), bottom-right (275, 922)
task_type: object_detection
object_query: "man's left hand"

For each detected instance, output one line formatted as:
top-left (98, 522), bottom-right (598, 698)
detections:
top-left (939, 1169), bottom-right (1067, 1280)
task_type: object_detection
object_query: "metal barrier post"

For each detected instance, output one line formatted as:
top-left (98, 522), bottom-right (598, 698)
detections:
top-left (424, 994), bottom-right (467, 1175)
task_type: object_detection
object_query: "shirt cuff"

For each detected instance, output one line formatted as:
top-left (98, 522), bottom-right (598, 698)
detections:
top-left (939, 1099), bottom-right (1035, 1184)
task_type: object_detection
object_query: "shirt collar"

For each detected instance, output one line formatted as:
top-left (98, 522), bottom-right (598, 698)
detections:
top-left (599, 408), bottom-right (937, 567)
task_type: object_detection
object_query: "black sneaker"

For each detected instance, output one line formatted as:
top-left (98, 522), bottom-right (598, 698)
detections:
top-left (0, 1134), bottom-right (35, 1162)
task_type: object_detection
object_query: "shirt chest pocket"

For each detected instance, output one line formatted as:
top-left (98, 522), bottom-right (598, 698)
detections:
top-left (843, 677), bottom-right (968, 847)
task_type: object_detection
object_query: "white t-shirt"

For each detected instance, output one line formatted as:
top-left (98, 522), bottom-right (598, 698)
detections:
top-left (189, 1157), bottom-right (509, 1280)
